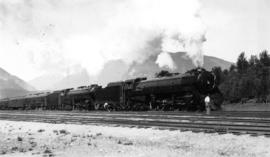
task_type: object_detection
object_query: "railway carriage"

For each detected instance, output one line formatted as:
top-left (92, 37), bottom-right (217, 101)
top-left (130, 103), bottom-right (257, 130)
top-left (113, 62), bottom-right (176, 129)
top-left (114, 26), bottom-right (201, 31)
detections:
top-left (6, 96), bottom-right (26, 110)
top-left (0, 98), bottom-right (10, 110)
top-left (23, 93), bottom-right (50, 110)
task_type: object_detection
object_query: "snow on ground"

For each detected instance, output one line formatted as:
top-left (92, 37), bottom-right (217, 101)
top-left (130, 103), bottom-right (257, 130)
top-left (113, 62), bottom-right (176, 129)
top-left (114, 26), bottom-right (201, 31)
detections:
top-left (0, 120), bottom-right (269, 157)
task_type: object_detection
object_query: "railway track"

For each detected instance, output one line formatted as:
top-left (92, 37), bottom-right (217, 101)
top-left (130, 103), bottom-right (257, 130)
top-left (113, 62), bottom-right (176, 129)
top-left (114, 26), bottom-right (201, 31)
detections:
top-left (0, 110), bottom-right (269, 137)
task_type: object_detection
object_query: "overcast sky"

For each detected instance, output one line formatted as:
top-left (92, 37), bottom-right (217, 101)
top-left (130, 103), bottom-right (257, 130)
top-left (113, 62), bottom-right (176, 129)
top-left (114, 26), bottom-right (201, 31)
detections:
top-left (0, 0), bottom-right (269, 81)
top-left (202, 0), bottom-right (270, 62)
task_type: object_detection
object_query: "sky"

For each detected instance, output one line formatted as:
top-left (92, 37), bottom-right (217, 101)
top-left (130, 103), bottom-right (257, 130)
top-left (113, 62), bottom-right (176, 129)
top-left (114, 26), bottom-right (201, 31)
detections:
top-left (0, 0), bottom-right (269, 81)
top-left (201, 0), bottom-right (270, 62)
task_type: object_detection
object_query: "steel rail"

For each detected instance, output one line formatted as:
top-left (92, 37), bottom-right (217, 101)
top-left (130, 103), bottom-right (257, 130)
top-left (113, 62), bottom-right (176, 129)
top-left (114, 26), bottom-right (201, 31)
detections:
top-left (0, 111), bottom-right (270, 136)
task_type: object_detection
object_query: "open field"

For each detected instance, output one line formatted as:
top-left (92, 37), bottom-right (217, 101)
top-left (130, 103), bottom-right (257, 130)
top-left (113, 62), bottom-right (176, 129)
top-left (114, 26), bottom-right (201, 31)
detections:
top-left (0, 120), bottom-right (270, 157)
top-left (0, 110), bottom-right (270, 156)
top-left (222, 103), bottom-right (270, 111)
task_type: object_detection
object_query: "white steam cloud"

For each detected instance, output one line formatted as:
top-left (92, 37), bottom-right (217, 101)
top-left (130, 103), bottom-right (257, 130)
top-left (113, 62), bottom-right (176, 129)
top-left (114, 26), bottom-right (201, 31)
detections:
top-left (0, 0), bottom-right (206, 80)
top-left (156, 52), bottom-right (176, 70)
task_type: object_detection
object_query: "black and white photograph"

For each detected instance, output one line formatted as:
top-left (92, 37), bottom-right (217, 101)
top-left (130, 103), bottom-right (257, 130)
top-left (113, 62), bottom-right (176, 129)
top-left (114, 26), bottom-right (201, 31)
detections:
top-left (0, 0), bottom-right (270, 156)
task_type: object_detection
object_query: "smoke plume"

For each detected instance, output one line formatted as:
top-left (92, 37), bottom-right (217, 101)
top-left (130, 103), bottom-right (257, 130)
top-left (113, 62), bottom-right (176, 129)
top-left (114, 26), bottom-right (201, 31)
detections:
top-left (0, 0), bottom-right (206, 81)
top-left (155, 52), bottom-right (176, 70)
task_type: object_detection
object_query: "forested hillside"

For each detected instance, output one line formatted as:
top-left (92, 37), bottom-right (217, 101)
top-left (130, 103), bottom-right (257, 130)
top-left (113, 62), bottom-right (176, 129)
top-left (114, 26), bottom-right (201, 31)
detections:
top-left (213, 50), bottom-right (270, 103)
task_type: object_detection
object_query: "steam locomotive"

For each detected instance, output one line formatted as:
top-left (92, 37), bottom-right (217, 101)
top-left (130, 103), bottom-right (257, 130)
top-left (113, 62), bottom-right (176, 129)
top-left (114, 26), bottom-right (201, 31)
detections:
top-left (0, 68), bottom-right (223, 111)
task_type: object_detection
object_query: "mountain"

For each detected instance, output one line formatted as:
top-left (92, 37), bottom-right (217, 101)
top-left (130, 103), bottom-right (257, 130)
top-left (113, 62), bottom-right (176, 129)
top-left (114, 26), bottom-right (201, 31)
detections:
top-left (29, 53), bottom-right (232, 90)
top-left (124, 52), bottom-right (232, 79)
top-left (29, 73), bottom-right (65, 90)
top-left (29, 68), bottom-right (96, 90)
top-left (52, 69), bottom-right (95, 90)
top-left (0, 67), bottom-right (35, 98)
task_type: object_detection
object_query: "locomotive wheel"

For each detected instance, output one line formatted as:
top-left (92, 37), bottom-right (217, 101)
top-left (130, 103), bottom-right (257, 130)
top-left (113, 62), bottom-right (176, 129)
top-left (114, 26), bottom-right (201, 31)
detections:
top-left (210, 92), bottom-right (223, 110)
top-left (162, 104), bottom-right (171, 111)
top-left (185, 91), bottom-right (202, 111)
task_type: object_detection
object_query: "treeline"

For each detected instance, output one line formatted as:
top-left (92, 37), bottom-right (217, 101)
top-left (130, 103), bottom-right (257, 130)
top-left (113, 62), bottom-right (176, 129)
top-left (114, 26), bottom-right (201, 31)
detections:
top-left (213, 50), bottom-right (270, 103)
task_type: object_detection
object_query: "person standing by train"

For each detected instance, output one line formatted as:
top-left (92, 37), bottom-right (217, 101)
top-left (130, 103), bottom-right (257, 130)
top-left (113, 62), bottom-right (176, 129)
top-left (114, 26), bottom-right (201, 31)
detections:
top-left (104, 102), bottom-right (110, 112)
top-left (204, 95), bottom-right (211, 115)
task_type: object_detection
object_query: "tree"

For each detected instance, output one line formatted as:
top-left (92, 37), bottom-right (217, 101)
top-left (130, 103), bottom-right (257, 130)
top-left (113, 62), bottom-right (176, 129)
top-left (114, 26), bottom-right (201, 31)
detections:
top-left (249, 55), bottom-right (258, 67)
top-left (259, 50), bottom-right (270, 66)
top-left (260, 67), bottom-right (270, 101)
top-left (223, 69), bottom-right (229, 76)
top-left (236, 52), bottom-right (249, 74)
top-left (212, 66), bottom-right (224, 85)
top-left (219, 50), bottom-right (270, 103)
top-left (229, 64), bottom-right (236, 72)
top-left (256, 51), bottom-right (270, 102)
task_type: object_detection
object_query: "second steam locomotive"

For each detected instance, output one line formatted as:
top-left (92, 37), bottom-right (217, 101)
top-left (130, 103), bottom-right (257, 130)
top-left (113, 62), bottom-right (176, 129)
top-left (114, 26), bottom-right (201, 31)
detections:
top-left (0, 68), bottom-right (223, 111)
